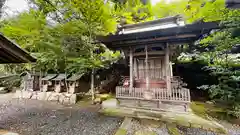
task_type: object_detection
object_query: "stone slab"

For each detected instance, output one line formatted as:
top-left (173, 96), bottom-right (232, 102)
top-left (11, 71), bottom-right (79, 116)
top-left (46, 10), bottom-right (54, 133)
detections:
top-left (14, 90), bottom-right (22, 98)
top-left (38, 92), bottom-right (47, 100)
top-left (114, 117), bottom-right (132, 135)
top-left (14, 91), bottom-right (80, 105)
top-left (99, 107), bottom-right (227, 134)
top-left (48, 93), bottom-right (60, 101)
top-left (31, 92), bottom-right (39, 100)
top-left (102, 99), bottom-right (117, 108)
top-left (70, 94), bottom-right (77, 104)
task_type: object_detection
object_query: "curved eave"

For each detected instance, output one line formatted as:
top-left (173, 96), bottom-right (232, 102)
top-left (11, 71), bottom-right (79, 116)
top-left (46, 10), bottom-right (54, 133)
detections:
top-left (226, 0), bottom-right (240, 9)
top-left (106, 35), bottom-right (199, 48)
top-left (120, 15), bottom-right (180, 30)
top-left (0, 34), bottom-right (36, 63)
top-left (97, 21), bottom-right (220, 48)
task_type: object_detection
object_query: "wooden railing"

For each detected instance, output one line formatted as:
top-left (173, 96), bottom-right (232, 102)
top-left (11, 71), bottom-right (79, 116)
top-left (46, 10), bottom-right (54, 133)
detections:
top-left (116, 86), bottom-right (190, 102)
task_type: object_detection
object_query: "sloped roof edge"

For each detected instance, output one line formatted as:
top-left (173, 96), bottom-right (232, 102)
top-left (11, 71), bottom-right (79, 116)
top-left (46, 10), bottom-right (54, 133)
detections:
top-left (0, 33), bottom-right (36, 63)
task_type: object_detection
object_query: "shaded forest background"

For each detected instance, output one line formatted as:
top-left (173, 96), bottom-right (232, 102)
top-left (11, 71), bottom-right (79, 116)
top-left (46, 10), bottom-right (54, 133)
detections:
top-left (0, 0), bottom-right (240, 117)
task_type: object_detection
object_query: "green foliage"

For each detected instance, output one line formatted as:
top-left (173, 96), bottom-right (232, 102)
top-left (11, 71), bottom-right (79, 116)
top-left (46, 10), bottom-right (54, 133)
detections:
top-left (115, 128), bottom-right (127, 135)
top-left (0, 0), bottom-right (121, 75)
top-left (1, 10), bottom-right (47, 51)
top-left (167, 124), bottom-right (180, 135)
top-left (190, 101), bottom-right (232, 121)
top-left (0, 75), bottom-right (21, 89)
top-left (176, 4), bottom-right (240, 117)
top-left (153, 0), bottom-right (225, 23)
top-left (114, 0), bottom-right (154, 24)
top-left (202, 68), bottom-right (240, 103)
top-left (0, 0), bottom-right (230, 75)
top-left (114, 0), bottom-right (226, 24)
top-left (228, 104), bottom-right (240, 118)
top-left (153, 0), bottom-right (188, 19)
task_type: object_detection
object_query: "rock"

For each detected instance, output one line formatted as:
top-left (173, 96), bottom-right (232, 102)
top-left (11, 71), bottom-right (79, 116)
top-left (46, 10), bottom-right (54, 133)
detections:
top-left (14, 90), bottom-right (22, 98)
top-left (46, 92), bottom-right (53, 100)
top-left (38, 92), bottom-right (47, 100)
top-left (94, 98), bottom-right (102, 104)
top-left (61, 93), bottom-right (72, 104)
top-left (42, 85), bottom-right (48, 92)
top-left (206, 101), bottom-right (214, 105)
top-left (70, 94), bottom-right (77, 104)
top-left (48, 93), bottom-right (60, 101)
top-left (14, 91), bottom-right (79, 105)
top-left (59, 94), bottom-right (65, 104)
top-left (0, 87), bottom-right (6, 91)
top-left (102, 99), bottom-right (117, 108)
top-left (22, 91), bottom-right (33, 99)
top-left (58, 93), bottom-right (78, 104)
top-left (31, 92), bottom-right (39, 100)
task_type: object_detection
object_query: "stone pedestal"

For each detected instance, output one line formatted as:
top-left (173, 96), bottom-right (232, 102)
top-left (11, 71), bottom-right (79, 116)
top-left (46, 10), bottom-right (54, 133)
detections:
top-left (14, 90), bottom-right (80, 104)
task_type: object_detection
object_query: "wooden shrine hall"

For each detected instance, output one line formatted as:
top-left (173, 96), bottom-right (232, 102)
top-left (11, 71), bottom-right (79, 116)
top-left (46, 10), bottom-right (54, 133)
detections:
top-left (98, 16), bottom-right (219, 112)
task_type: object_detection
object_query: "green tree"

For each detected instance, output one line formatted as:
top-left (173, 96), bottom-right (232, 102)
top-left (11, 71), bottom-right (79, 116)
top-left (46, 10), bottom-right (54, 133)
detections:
top-left (114, 0), bottom-right (154, 24)
top-left (1, 0), bottom-right (121, 74)
top-left (153, 0), bottom-right (225, 23)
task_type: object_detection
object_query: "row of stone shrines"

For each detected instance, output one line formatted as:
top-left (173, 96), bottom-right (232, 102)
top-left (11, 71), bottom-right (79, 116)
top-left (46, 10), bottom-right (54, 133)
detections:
top-left (21, 72), bottom-right (89, 94)
top-left (16, 72), bottom-right (87, 104)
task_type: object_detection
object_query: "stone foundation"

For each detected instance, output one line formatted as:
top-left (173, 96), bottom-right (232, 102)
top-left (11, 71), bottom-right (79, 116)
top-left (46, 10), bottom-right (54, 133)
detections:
top-left (14, 90), bottom-right (82, 104)
top-left (118, 99), bottom-right (190, 112)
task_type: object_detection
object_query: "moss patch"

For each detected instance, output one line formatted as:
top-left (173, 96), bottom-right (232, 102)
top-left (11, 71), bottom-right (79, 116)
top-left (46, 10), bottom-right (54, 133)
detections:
top-left (96, 94), bottom-right (114, 101)
top-left (76, 95), bottom-right (92, 106)
top-left (115, 128), bottom-right (127, 135)
top-left (134, 130), bottom-right (157, 135)
top-left (140, 119), bottom-right (163, 128)
top-left (99, 107), bottom-right (226, 134)
top-left (190, 101), bottom-right (232, 122)
top-left (167, 124), bottom-right (181, 135)
top-left (99, 108), bottom-right (128, 117)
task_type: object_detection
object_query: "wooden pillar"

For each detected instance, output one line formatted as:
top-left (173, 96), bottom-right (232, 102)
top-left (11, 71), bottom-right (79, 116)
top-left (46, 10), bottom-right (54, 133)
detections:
top-left (134, 58), bottom-right (137, 79)
top-left (145, 45), bottom-right (149, 90)
top-left (91, 69), bottom-right (95, 103)
top-left (170, 62), bottom-right (173, 77)
top-left (165, 43), bottom-right (171, 92)
top-left (129, 47), bottom-right (133, 92)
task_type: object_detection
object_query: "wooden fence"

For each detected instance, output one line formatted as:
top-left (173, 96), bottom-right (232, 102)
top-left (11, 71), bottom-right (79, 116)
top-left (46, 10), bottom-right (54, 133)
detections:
top-left (116, 86), bottom-right (190, 102)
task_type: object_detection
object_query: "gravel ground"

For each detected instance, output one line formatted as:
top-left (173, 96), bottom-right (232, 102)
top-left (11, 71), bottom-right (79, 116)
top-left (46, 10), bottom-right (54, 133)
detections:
top-left (127, 118), bottom-right (240, 135)
top-left (177, 126), bottom-right (216, 135)
top-left (0, 96), bottom-right (240, 135)
top-left (127, 119), bottom-right (170, 135)
top-left (127, 118), bottom-right (214, 135)
top-left (0, 99), bottom-right (123, 135)
top-left (216, 120), bottom-right (240, 135)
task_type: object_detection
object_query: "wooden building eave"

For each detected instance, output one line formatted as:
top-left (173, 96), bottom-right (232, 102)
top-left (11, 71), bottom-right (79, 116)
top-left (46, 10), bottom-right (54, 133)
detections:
top-left (226, 0), bottom-right (240, 9)
top-left (97, 21), bottom-right (219, 48)
top-left (0, 34), bottom-right (36, 63)
top-left (121, 16), bottom-right (180, 29)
